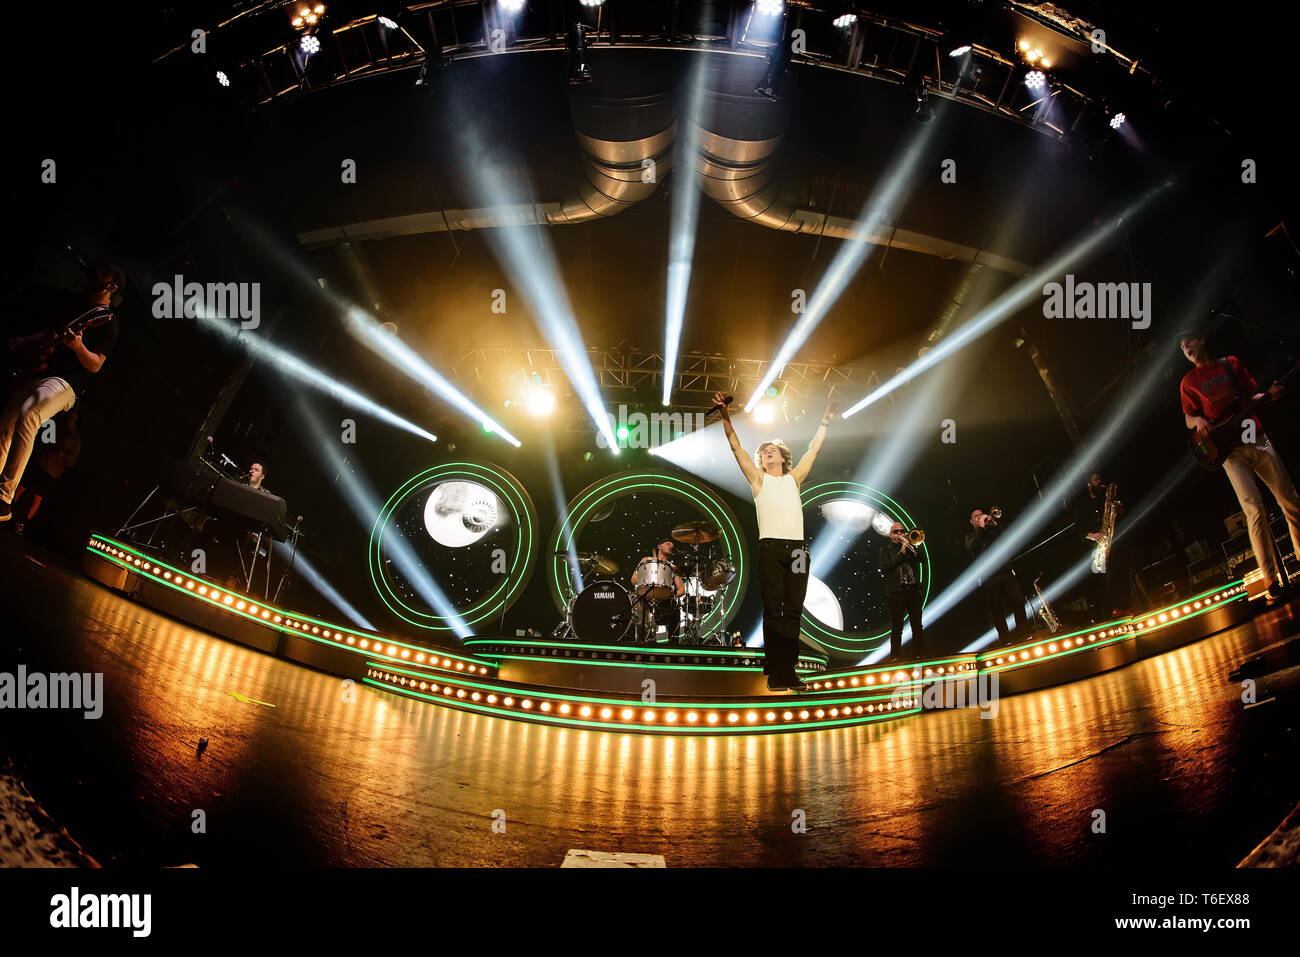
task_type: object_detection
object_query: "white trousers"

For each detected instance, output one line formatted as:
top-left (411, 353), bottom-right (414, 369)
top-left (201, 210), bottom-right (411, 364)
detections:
top-left (0, 377), bottom-right (76, 504)
top-left (1222, 438), bottom-right (1300, 583)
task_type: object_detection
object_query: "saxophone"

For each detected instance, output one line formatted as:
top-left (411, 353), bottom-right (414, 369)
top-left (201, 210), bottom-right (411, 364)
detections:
top-left (1033, 574), bottom-right (1061, 633)
top-left (1091, 482), bottom-right (1119, 575)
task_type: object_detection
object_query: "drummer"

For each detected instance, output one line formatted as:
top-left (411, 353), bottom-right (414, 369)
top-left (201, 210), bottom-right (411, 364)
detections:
top-left (631, 539), bottom-right (685, 597)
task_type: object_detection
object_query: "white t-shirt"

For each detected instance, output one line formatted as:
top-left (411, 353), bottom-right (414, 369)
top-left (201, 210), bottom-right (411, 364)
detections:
top-left (755, 472), bottom-right (803, 540)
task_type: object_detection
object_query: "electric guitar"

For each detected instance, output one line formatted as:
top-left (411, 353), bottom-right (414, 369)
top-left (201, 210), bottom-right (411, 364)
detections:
top-left (1188, 361), bottom-right (1297, 469)
top-left (6, 306), bottom-right (113, 386)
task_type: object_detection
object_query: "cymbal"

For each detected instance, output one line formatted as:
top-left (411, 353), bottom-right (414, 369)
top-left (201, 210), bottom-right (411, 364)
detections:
top-left (672, 520), bottom-right (720, 544)
top-left (581, 553), bottom-right (620, 575)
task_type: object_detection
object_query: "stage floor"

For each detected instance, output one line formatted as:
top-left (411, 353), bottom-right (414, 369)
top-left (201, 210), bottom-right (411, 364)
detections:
top-left (2, 540), bottom-right (1298, 867)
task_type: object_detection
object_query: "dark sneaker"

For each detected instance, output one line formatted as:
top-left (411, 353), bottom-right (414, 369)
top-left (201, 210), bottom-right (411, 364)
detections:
top-left (1264, 583), bottom-right (1285, 604)
top-left (785, 675), bottom-right (807, 692)
top-left (766, 676), bottom-right (787, 692)
top-left (0, 501), bottom-right (10, 522)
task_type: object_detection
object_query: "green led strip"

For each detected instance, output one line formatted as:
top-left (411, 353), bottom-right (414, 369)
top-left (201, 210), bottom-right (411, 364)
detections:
top-left (974, 581), bottom-right (1246, 675)
top-left (546, 471), bottom-right (748, 640)
top-left (85, 534), bottom-right (496, 674)
top-left (797, 481), bottom-right (932, 656)
top-left (369, 661), bottom-right (915, 708)
top-left (89, 530), bottom-right (1248, 738)
top-left (368, 462), bottom-right (538, 632)
top-left (362, 664), bottom-right (921, 735)
top-left (465, 637), bottom-right (826, 663)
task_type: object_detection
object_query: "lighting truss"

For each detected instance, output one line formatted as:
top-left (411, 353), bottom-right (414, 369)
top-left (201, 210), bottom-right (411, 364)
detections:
top-left (448, 345), bottom-right (878, 406)
top-left (159, 2), bottom-right (1151, 144)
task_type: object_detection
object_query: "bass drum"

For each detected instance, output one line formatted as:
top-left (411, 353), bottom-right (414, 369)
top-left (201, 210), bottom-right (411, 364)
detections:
top-left (567, 580), bottom-right (633, 643)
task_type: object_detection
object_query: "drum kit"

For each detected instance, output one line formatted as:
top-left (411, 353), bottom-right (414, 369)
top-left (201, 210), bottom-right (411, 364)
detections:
top-left (553, 520), bottom-right (737, 645)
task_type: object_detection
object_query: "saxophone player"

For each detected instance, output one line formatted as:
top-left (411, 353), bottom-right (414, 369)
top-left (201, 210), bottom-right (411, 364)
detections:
top-left (880, 522), bottom-right (926, 661)
top-left (1073, 472), bottom-right (1133, 620)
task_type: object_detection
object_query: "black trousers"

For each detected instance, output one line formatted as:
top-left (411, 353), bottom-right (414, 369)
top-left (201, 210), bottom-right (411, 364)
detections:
top-left (1085, 542), bottom-right (1134, 617)
top-left (887, 585), bottom-right (925, 659)
top-left (983, 572), bottom-right (1028, 643)
top-left (758, 538), bottom-right (809, 678)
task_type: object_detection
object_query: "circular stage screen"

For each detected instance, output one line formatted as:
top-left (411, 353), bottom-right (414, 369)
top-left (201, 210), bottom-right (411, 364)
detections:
top-left (369, 462), bottom-right (538, 633)
top-left (798, 481), bottom-right (932, 658)
top-left (548, 471), bottom-right (749, 641)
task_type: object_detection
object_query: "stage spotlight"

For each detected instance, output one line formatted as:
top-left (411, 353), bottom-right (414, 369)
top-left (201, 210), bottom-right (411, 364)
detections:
top-left (568, 22), bottom-right (592, 85)
top-left (378, 15), bottom-right (397, 29)
top-left (834, 13), bottom-right (858, 29)
top-left (216, 71), bottom-right (230, 87)
top-left (663, 57), bottom-right (708, 406)
top-left (579, 0), bottom-right (606, 6)
top-left (841, 181), bottom-right (1171, 418)
top-left (948, 44), bottom-right (972, 57)
top-left (301, 34), bottom-right (321, 54)
top-left (272, 540), bottom-right (376, 631)
top-left (292, 4), bottom-right (325, 28)
top-left (756, 0), bottom-right (784, 15)
top-left (501, 0), bottom-right (526, 12)
top-left (193, 314), bottom-right (437, 444)
top-left (1025, 70), bottom-right (1046, 90)
top-left (755, 31), bottom-right (792, 100)
top-left (343, 308), bottom-right (519, 445)
top-left (752, 401), bottom-right (776, 424)
top-left (616, 424), bottom-right (630, 443)
top-left (1110, 112), bottom-right (1127, 129)
top-left (527, 385), bottom-right (556, 417)
top-left (911, 82), bottom-right (934, 122)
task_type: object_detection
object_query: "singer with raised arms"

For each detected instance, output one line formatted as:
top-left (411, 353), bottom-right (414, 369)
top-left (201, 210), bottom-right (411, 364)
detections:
top-left (713, 391), bottom-right (837, 692)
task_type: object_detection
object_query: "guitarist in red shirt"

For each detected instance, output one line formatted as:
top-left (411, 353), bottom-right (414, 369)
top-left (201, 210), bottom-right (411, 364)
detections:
top-left (1179, 331), bottom-right (1300, 603)
top-left (0, 264), bottom-right (121, 522)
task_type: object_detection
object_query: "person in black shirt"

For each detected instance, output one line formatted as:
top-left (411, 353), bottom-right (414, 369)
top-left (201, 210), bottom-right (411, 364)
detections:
top-left (879, 521), bottom-right (925, 660)
top-left (0, 264), bottom-right (121, 521)
top-left (965, 507), bottom-right (1029, 645)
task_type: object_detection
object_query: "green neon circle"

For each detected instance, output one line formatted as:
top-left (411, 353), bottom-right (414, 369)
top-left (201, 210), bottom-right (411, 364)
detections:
top-left (798, 481), bottom-right (933, 656)
top-left (547, 471), bottom-right (749, 638)
top-left (369, 462), bottom-right (538, 632)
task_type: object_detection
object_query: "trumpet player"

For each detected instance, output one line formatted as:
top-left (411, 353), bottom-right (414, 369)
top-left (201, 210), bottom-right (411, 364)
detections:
top-left (965, 507), bottom-right (1029, 645)
top-left (880, 522), bottom-right (926, 660)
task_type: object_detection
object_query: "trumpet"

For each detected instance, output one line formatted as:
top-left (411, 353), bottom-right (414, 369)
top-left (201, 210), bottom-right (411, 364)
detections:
top-left (988, 506), bottom-right (1002, 525)
top-left (907, 528), bottom-right (926, 546)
